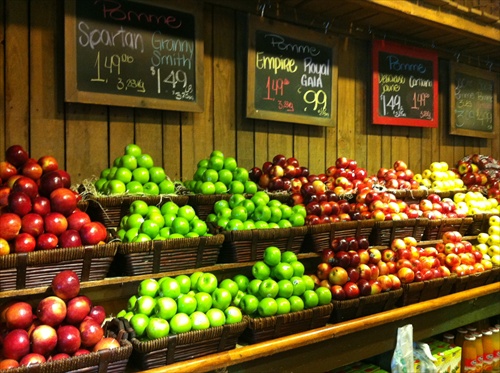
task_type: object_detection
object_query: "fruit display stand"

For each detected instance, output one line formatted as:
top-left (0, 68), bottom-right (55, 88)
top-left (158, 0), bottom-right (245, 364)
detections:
top-left (452, 265), bottom-right (500, 293)
top-left (397, 275), bottom-right (458, 306)
top-left (369, 218), bottom-right (429, 246)
top-left (422, 217), bottom-right (474, 240)
top-left (109, 235), bottom-right (225, 276)
top-left (0, 243), bottom-right (118, 291)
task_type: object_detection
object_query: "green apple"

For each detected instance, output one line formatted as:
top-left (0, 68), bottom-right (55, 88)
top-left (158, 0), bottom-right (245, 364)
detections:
top-left (125, 144), bottom-right (142, 157)
top-left (171, 217), bottom-right (190, 235)
top-left (241, 200), bottom-right (256, 215)
top-left (268, 206), bottom-right (282, 223)
top-left (154, 297), bottom-right (177, 320)
top-left (289, 212), bottom-right (305, 227)
top-left (258, 298), bottom-right (278, 317)
top-left (216, 217), bottom-right (230, 230)
top-left (228, 193), bottom-right (246, 208)
top-left (160, 201), bottom-right (179, 216)
top-left (289, 295), bottom-right (305, 312)
top-left (196, 272), bottom-right (218, 294)
top-left (233, 167), bottom-right (249, 183)
top-left (226, 219), bottom-right (244, 231)
top-left (107, 166), bottom-right (118, 179)
top-left (143, 182), bottom-right (160, 195)
top-left (290, 260), bottom-right (305, 277)
top-left (175, 275), bottom-right (191, 294)
top-left (315, 286), bottom-right (332, 305)
top-left (106, 179), bottom-right (127, 194)
top-left (116, 309), bottom-right (127, 318)
top-left (126, 180), bottom-right (143, 194)
top-left (292, 204), bottom-right (307, 218)
top-left (231, 206), bottom-right (248, 222)
top-left (263, 246), bottom-right (281, 267)
top-left (253, 205), bottom-right (272, 222)
top-left (149, 166), bottom-right (166, 184)
top-left (244, 181), bottom-right (258, 195)
top-left (208, 155), bottom-right (224, 171)
top-left (228, 180), bottom-right (245, 194)
top-left (302, 289), bottom-right (319, 309)
top-left (212, 288), bottom-right (232, 311)
top-left (218, 169), bottom-right (233, 185)
top-left (177, 294), bottom-right (197, 315)
top-left (219, 278), bottom-right (239, 298)
top-left (273, 262), bottom-right (294, 280)
top-left (281, 251), bottom-right (298, 264)
top-left (232, 274), bottom-right (250, 292)
top-left (194, 291), bottom-right (212, 313)
top-left (213, 200), bottom-right (230, 214)
top-left (252, 261), bottom-right (271, 280)
top-left (140, 219), bottom-right (160, 239)
top-left (178, 205), bottom-right (196, 221)
top-left (268, 222), bottom-right (279, 229)
top-left (254, 221), bottom-right (269, 229)
top-left (194, 167), bottom-right (207, 181)
top-left (189, 271), bottom-right (204, 290)
top-left (240, 294), bottom-right (259, 315)
top-left (216, 207), bottom-right (232, 220)
top-left (232, 290), bottom-right (245, 307)
top-left (123, 227), bottom-right (139, 243)
top-left (206, 213), bottom-right (217, 224)
top-left (190, 311), bottom-right (210, 331)
top-left (213, 181), bottom-right (228, 194)
top-left (258, 278), bottom-right (279, 299)
top-left (277, 220), bottom-right (293, 228)
top-left (190, 219), bottom-right (208, 236)
top-left (202, 168), bottom-right (219, 183)
top-left (147, 212), bottom-right (165, 229)
top-left (206, 308), bottom-right (226, 327)
top-left (210, 150), bottom-right (224, 158)
top-left (138, 278), bottom-right (160, 297)
top-left (197, 181), bottom-right (214, 195)
top-left (123, 311), bottom-right (134, 321)
top-left (115, 167), bottom-right (133, 184)
top-left (116, 228), bottom-right (127, 241)
top-left (169, 313), bottom-right (192, 334)
top-left (159, 277), bottom-right (181, 299)
top-left (162, 213), bottom-right (176, 228)
top-left (159, 179), bottom-right (176, 194)
top-left (251, 191), bottom-right (270, 206)
top-left (302, 275), bottom-right (316, 291)
top-left (197, 158), bottom-right (209, 168)
top-left (277, 279), bottom-right (294, 298)
top-left (137, 153), bottom-right (154, 169)
top-left (135, 295), bottom-right (157, 316)
top-left (127, 295), bottom-right (137, 311)
top-left (185, 232), bottom-right (199, 238)
top-left (223, 157), bottom-right (237, 172)
top-left (119, 155), bottom-right (138, 171)
top-left (146, 317), bottom-right (170, 340)
top-left (242, 220), bottom-right (256, 230)
top-left (95, 178), bottom-right (107, 191)
top-left (290, 276), bottom-right (306, 296)
top-left (247, 279), bottom-right (262, 296)
top-left (132, 167), bottom-right (150, 184)
top-left (224, 306), bottom-right (243, 324)
top-left (276, 297), bottom-right (291, 315)
top-left (279, 204), bottom-right (293, 220)
top-left (130, 313), bottom-right (150, 337)
top-left (132, 233), bottom-right (151, 243)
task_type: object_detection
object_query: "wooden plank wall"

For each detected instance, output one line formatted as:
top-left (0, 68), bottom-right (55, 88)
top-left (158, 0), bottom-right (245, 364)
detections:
top-left (0, 0), bottom-right (498, 186)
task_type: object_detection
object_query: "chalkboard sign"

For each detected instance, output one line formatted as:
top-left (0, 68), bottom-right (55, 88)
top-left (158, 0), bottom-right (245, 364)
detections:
top-left (450, 62), bottom-right (498, 139)
top-left (64, 0), bottom-right (204, 112)
top-left (372, 40), bottom-right (438, 127)
top-left (246, 16), bottom-right (338, 127)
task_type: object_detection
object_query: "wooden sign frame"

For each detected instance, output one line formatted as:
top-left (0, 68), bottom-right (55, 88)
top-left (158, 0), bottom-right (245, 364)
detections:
top-left (246, 16), bottom-right (338, 127)
top-left (450, 62), bottom-right (498, 139)
top-left (372, 40), bottom-right (439, 128)
top-left (64, 0), bottom-right (204, 112)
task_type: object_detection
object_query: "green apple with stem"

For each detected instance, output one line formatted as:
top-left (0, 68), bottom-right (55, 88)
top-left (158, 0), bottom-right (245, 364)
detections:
top-left (239, 294), bottom-right (259, 315)
top-left (196, 272), bottom-right (218, 294)
top-left (212, 288), bottom-right (232, 311)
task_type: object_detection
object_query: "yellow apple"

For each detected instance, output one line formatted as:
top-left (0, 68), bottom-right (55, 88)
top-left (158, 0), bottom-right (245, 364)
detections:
top-left (477, 233), bottom-right (490, 244)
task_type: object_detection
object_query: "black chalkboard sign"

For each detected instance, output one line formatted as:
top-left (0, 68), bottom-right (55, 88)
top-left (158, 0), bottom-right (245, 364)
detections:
top-left (450, 62), bottom-right (498, 139)
top-left (372, 40), bottom-right (438, 128)
top-left (246, 16), bottom-right (338, 127)
top-left (64, 0), bottom-right (204, 112)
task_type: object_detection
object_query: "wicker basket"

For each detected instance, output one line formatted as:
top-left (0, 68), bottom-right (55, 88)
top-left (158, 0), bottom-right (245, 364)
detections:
top-left (330, 288), bottom-right (403, 323)
top-left (466, 213), bottom-right (497, 235)
top-left (369, 218), bottom-right (429, 246)
top-left (217, 226), bottom-right (309, 263)
top-left (452, 266), bottom-right (500, 293)
top-left (120, 318), bottom-right (248, 370)
top-left (110, 235), bottom-right (225, 276)
top-left (86, 194), bottom-right (189, 229)
top-left (302, 220), bottom-right (376, 253)
top-left (239, 303), bottom-right (333, 344)
top-left (397, 275), bottom-right (458, 306)
top-left (0, 243), bottom-right (118, 291)
top-left (422, 217), bottom-right (474, 241)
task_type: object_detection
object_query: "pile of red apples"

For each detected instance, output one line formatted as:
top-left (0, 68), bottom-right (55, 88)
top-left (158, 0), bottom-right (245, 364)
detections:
top-left (0, 145), bottom-right (107, 255)
top-left (0, 270), bottom-right (119, 369)
top-left (375, 160), bottom-right (420, 190)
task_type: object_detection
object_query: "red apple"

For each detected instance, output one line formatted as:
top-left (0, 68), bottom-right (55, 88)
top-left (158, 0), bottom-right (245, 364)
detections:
top-left (377, 275), bottom-right (393, 292)
top-left (50, 353), bottom-right (71, 360)
top-left (272, 154), bottom-right (287, 167)
top-left (3, 329), bottom-right (31, 361)
top-left (73, 349), bottom-right (91, 356)
top-left (19, 352), bottom-right (46, 366)
top-left (330, 284), bottom-right (346, 300)
top-left (92, 337), bottom-right (120, 352)
top-left (8, 191), bottom-right (32, 217)
top-left (79, 318), bottom-right (104, 348)
top-left (38, 155), bottom-right (59, 173)
top-left (79, 221), bottom-right (107, 246)
top-left (87, 305), bottom-right (106, 325)
top-left (21, 213), bottom-right (45, 237)
top-left (44, 212), bottom-right (68, 236)
top-left (5, 301), bottom-right (33, 330)
top-left (52, 270), bottom-right (81, 300)
top-left (12, 176), bottom-right (39, 199)
top-left (397, 267), bottom-right (415, 284)
top-left (21, 161), bottom-right (43, 180)
top-left (57, 325), bottom-right (81, 355)
top-left (356, 264), bottom-right (372, 281)
top-left (65, 295), bottom-right (92, 325)
top-left (316, 262), bottom-right (332, 280)
top-left (342, 281), bottom-right (360, 299)
top-left (13, 232), bottom-right (37, 253)
top-left (328, 266), bottom-right (349, 286)
top-left (58, 229), bottom-right (82, 248)
top-left (50, 188), bottom-right (78, 217)
top-left (37, 296), bottom-right (67, 327)
top-left (5, 145), bottom-right (29, 167)
top-left (0, 212), bottom-right (22, 240)
top-left (388, 274), bottom-right (401, 289)
top-left (32, 195), bottom-right (51, 216)
top-left (0, 359), bottom-right (20, 369)
top-left (357, 278), bottom-right (372, 296)
top-left (31, 324), bottom-right (58, 357)
top-left (38, 170), bottom-right (65, 197)
top-left (36, 233), bottom-right (59, 250)
top-left (0, 161), bottom-right (18, 181)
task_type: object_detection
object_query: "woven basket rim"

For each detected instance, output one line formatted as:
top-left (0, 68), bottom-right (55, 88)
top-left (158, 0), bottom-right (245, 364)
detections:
top-left (246, 303), bottom-right (333, 329)
top-left (87, 194), bottom-right (189, 206)
top-left (307, 219), bottom-right (376, 234)
top-left (117, 234), bottom-right (225, 254)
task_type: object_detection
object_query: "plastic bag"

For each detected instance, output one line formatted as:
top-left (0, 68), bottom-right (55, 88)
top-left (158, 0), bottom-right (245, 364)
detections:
top-left (414, 341), bottom-right (438, 373)
top-left (391, 324), bottom-right (414, 373)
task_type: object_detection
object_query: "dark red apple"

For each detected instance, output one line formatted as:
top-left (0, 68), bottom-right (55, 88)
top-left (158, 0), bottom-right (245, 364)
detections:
top-left (8, 191), bottom-right (32, 217)
top-left (65, 295), bottom-right (92, 325)
top-left (38, 155), bottom-right (59, 173)
top-left (0, 212), bottom-right (22, 240)
top-left (330, 285), bottom-right (346, 300)
top-left (36, 232), bottom-right (58, 250)
top-left (5, 301), bottom-right (33, 330)
top-left (12, 176), bottom-right (39, 199)
top-left (57, 170), bottom-right (71, 188)
top-left (36, 296), bottom-right (67, 327)
top-left (357, 278), bottom-right (371, 296)
top-left (5, 145), bottom-right (29, 167)
top-left (248, 167), bottom-right (262, 183)
top-left (272, 154), bottom-right (287, 167)
top-left (44, 212), bottom-right (68, 236)
top-left (38, 170), bottom-right (65, 197)
top-left (32, 195), bottom-right (51, 216)
top-left (31, 324), bottom-right (58, 357)
top-left (343, 281), bottom-right (360, 299)
top-left (87, 305), bottom-right (106, 325)
top-left (79, 318), bottom-right (104, 348)
top-left (50, 188), bottom-right (77, 217)
top-left (58, 229), bottom-right (82, 248)
top-left (79, 221), bottom-right (107, 245)
top-left (13, 233), bottom-right (37, 253)
top-left (2, 329), bottom-right (31, 361)
top-left (56, 325), bottom-right (81, 355)
top-left (51, 270), bottom-right (80, 300)
top-left (92, 337), bottom-right (120, 352)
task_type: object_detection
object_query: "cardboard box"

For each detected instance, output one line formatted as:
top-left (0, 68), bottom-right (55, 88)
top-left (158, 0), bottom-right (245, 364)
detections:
top-left (414, 338), bottom-right (462, 373)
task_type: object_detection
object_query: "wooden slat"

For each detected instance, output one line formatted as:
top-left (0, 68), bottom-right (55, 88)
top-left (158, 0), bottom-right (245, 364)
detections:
top-left (161, 111), bottom-right (182, 181)
top-left (108, 107), bottom-right (135, 167)
top-left (134, 109), bottom-right (164, 170)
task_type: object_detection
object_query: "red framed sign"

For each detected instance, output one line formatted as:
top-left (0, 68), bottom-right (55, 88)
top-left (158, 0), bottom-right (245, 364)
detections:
top-left (372, 40), bottom-right (439, 127)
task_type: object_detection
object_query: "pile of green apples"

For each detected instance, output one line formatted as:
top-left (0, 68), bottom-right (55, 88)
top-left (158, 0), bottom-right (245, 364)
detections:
top-left (206, 191), bottom-right (306, 231)
top-left (232, 247), bottom-right (332, 317)
top-left (116, 272), bottom-right (244, 340)
top-left (116, 200), bottom-right (210, 242)
top-left (94, 144), bottom-right (176, 196)
top-left (183, 151), bottom-right (258, 195)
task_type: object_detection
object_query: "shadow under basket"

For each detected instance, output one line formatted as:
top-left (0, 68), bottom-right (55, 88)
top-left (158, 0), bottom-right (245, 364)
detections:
top-left (121, 318), bottom-right (248, 370)
top-left (217, 225), bottom-right (309, 263)
top-left (397, 275), bottom-right (458, 307)
top-left (369, 218), bottom-right (429, 246)
top-left (110, 235), bottom-right (225, 276)
top-left (302, 220), bottom-right (376, 253)
top-left (86, 194), bottom-right (189, 229)
top-left (330, 288), bottom-right (403, 323)
top-left (239, 303), bottom-right (333, 344)
top-left (422, 217), bottom-right (473, 241)
top-left (0, 243), bottom-right (118, 291)
top-left (452, 266), bottom-right (500, 293)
